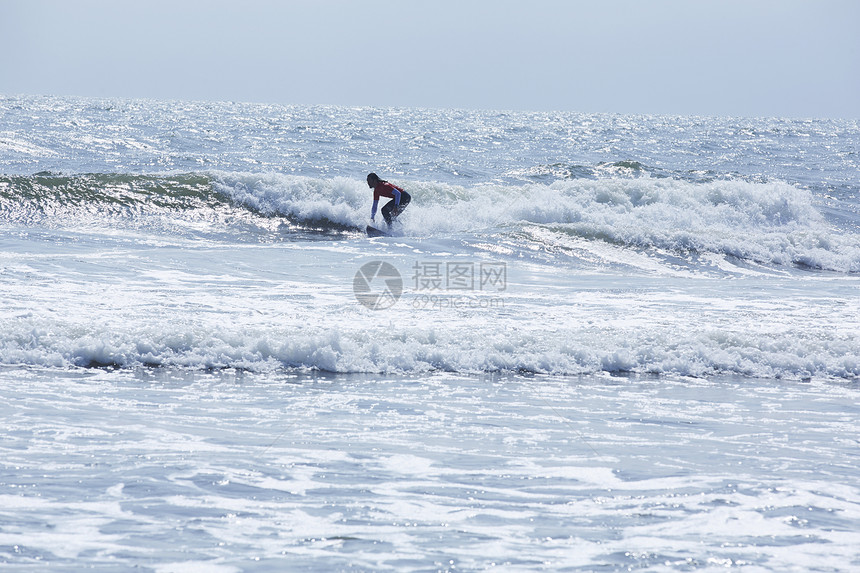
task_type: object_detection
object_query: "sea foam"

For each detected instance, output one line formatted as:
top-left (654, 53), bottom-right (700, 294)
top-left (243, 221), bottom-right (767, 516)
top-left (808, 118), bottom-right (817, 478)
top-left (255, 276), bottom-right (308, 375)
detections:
top-left (2, 307), bottom-right (858, 380)
top-left (4, 171), bottom-right (856, 272)
top-left (212, 172), bottom-right (860, 272)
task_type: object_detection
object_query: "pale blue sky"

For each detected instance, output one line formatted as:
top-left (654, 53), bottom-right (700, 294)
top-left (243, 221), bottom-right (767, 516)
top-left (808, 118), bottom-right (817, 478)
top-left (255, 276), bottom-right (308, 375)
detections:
top-left (2, 0), bottom-right (858, 118)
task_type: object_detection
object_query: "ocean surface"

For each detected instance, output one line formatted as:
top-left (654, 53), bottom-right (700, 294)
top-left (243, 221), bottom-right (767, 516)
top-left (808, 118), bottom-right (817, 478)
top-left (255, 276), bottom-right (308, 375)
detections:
top-left (1, 95), bottom-right (859, 571)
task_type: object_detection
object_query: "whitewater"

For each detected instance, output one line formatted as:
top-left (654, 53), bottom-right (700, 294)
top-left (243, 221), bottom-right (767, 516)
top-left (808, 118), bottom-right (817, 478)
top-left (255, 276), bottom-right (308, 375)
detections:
top-left (1, 95), bottom-right (859, 571)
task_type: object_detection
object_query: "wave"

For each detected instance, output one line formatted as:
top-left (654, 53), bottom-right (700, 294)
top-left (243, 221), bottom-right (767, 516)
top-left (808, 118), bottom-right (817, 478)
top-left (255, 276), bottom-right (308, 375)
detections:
top-left (0, 172), bottom-right (366, 238)
top-left (2, 314), bottom-right (857, 381)
top-left (399, 176), bottom-right (860, 272)
top-left (508, 159), bottom-right (698, 182)
top-left (2, 171), bottom-right (858, 271)
top-left (213, 172), bottom-right (860, 271)
top-left (0, 172), bottom-right (215, 214)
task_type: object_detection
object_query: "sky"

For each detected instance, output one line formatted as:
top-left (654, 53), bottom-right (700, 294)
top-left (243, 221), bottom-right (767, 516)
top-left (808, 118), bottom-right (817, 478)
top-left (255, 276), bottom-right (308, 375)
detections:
top-left (1, 0), bottom-right (858, 118)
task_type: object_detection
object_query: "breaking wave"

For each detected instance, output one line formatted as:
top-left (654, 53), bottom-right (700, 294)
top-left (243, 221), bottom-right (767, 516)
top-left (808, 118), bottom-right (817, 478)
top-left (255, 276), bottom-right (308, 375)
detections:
top-left (1, 171), bottom-right (858, 271)
top-left (2, 313), bottom-right (858, 380)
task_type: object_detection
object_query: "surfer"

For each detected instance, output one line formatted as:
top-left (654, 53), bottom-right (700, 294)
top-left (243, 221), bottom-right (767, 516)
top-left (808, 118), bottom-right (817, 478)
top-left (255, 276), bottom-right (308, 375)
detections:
top-left (367, 172), bottom-right (410, 228)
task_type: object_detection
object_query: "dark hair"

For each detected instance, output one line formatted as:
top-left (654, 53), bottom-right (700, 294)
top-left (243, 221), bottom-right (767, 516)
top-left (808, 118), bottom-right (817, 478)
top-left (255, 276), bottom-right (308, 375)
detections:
top-left (367, 172), bottom-right (380, 183)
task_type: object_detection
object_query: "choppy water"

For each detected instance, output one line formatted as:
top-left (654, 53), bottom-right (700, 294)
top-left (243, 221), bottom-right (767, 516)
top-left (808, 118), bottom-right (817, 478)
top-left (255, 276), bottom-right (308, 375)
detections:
top-left (1, 95), bottom-right (859, 571)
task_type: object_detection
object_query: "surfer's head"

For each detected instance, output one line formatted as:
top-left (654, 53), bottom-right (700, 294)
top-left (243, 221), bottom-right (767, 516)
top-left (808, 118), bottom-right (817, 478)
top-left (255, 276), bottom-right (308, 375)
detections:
top-left (366, 173), bottom-right (380, 188)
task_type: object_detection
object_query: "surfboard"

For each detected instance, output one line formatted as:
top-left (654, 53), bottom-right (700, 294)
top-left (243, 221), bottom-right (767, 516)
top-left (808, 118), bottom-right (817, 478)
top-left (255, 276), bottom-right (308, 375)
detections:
top-left (366, 225), bottom-right (389, 237)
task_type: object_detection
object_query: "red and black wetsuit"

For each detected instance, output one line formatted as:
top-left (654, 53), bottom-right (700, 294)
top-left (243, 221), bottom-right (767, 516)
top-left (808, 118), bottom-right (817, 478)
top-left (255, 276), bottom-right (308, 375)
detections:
top-left (371, 181), bottom-right (411, 226)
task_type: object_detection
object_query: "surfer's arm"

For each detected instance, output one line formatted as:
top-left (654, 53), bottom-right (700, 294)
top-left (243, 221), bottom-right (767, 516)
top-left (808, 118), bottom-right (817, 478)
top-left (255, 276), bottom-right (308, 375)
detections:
top-left (370, 199), bottom-right (379, 220)
top-left (392, 188), bottom-right (401, 206)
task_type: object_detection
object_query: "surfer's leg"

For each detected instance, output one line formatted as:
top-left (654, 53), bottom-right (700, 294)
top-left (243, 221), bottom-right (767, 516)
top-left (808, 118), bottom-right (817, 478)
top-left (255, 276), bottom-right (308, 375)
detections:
top-left (398, 191), bottom-right (411, 212)
top-left (381, 200), bottom-right (395, 225)
top-left (386, 193), bottom-right (410, 226)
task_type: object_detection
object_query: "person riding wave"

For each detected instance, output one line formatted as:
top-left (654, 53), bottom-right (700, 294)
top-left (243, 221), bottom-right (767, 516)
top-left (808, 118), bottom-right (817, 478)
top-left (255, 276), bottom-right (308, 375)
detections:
top-left (367, 172), bottom-right (411, 228)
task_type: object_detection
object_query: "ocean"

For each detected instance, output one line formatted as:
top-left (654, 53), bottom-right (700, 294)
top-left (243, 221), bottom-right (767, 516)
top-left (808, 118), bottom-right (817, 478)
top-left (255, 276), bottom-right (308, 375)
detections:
top-left (1, 94), bottom-right (858, 571)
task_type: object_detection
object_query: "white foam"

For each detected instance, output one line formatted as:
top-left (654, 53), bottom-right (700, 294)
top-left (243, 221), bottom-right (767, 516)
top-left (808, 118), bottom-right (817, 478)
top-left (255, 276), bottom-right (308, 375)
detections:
top-left (2, 305), bottom-right (857, 380)
top-left (212, 173), bottom-right (860, 272)
top-left (212, 172), bottom-right (368, 228)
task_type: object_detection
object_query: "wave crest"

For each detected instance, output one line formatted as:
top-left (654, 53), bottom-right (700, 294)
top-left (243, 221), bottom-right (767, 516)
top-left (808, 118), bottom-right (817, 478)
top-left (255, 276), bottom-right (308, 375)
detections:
top-left (2, 171), bottom-right (857, 270)
top-left (2, 316), bottom-right (857, 381)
